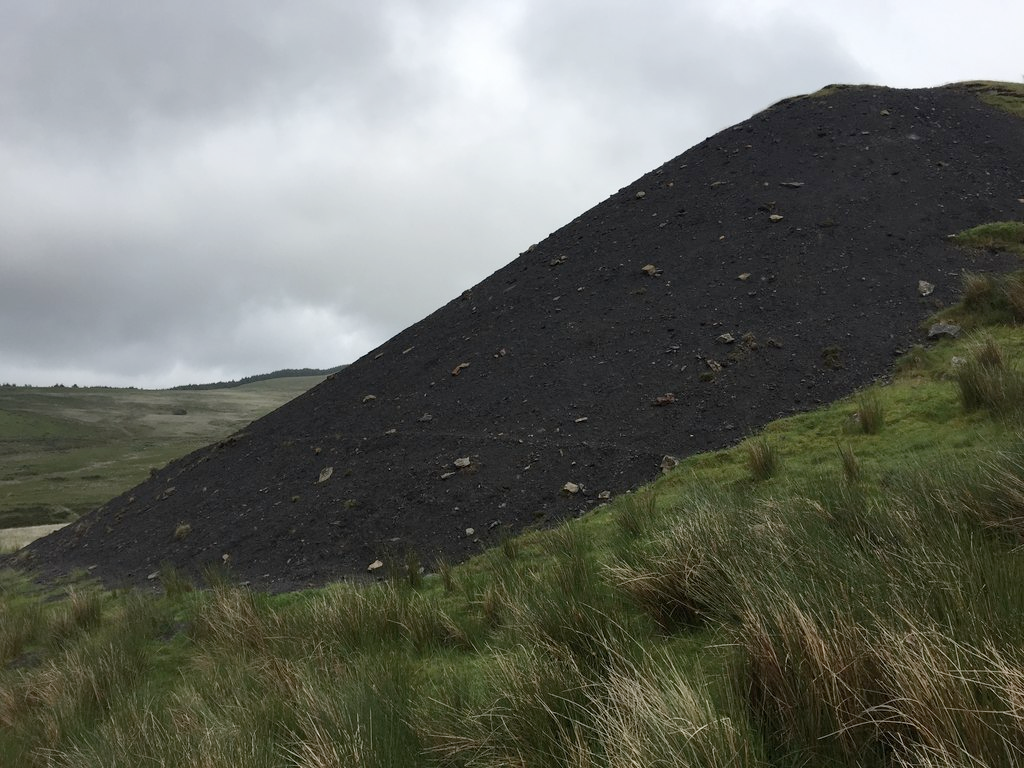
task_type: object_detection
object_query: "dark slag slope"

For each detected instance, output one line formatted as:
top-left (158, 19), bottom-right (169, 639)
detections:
top-left (19, 84), bottom-right (1024, 590)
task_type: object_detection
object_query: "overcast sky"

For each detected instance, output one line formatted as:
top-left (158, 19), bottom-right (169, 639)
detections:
top-left (2, 1), bottom-right (1022, 388)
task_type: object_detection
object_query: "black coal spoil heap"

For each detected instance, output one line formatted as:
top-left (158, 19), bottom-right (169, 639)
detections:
top-left (18, 84), bottom-right (1024, 591)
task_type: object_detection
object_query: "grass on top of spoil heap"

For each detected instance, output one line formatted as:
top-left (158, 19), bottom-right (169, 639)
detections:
top-left (956, 79), bottom-right (1024, 120)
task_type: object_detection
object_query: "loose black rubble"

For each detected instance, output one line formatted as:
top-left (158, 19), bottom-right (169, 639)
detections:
top-left (14, 83), bottom-right (1024, 591)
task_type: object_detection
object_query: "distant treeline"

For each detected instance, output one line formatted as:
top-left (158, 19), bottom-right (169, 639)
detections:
top-left (171, 366), bottom-right (346, 391)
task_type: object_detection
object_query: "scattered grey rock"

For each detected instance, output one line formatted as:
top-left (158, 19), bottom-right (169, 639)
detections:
top-left (716, 333), bottom-right (736, 344)
top-left (641, 264), bottom-right (660, 276)
top-left (653, 393), bottom-right (676, 407)
top-left (317, 467), bottom-right (334, 483)
top-left (598, 490), bottom-right (612, 500)
top-left (706, 359), bottom-right (723, 373)
top-left (465, 528), bottom-right (475, 536)
top-left (635, 190), bottom-right (646, 199)
top-left (661, 455), bottom-right (680, 474)
top-left (451, 362), bottom-right (470, 376)
top-left (918, 280), bottom-right (935, 297)
top-left (147, 571), bottom-right (159, 580)
top-left (950, 356), bottom-right (967, 368)
top-left (562, 482), bottom-right (580, 494)
top-left (574, 416), bottom-right (589, 423)
top-left (880, 109), bottom-right (890, 116)
top-left (928, 322), bottom-right (961, 339)
top-left (738, 272), bottom-right (752, 281)
top-left (362, 394), bottom-right (376, 403)
top-left (441, 472), bottom-right (456, 480)
top-left (454, 457), bottom-right (471, 468)
top-left (769, 214), bottom-right (784, 222)
top-left (367, 560), bottom-right (383, 572)
top-left (417, 413), bottom-right (433, 422)
top-left (779, 181), bottom-right (805, 188)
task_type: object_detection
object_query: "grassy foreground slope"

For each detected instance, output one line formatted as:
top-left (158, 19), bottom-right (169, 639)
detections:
top-left (0, 376), bottom-right (324, 531)
top-left (2, 227), bottom-right (1024, 765)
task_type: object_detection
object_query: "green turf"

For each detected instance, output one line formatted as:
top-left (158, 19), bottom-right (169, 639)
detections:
top-left (956, 79), bottom-right (1024, 120)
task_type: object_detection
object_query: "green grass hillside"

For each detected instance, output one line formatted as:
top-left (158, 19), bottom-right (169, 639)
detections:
top-left (1, 225), bottom-right (1024, 765)
top-left (0, 376), bottom-right (324, 531)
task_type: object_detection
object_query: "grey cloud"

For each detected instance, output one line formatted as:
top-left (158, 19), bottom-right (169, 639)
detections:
top-left (0, 2), bottom-right (898, 388)
top-left (0, 1), bottom-right (453, 158)
top-left (514, 0), bottom-right (872, 152)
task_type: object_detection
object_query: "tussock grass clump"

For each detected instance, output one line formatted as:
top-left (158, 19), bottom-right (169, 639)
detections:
top-left (500, 534), bottom-right (519, 561)
top-left (189, 585), bottom-right (277, 655)
top-left (541, 518), bottom-right (590, 559)
top-left (423, 646), bottom-right (600, 767)
top-left (423, 640), bottom-right (760, 768)
top-left (591, 659), bottom-right (763, 768)
top-left (435, 555), bottom-right (455, 592)
top-left (745, 437), bottom-right (779, 481)
top-left (973, 333), bottom-right (1005, 369)
top-left (956, 335), bottom-right (1024, 415)
top-left (733, 600), bottom-right (1024, 767)
top-left (280, 656), bottom-right (424, 768)
top-left (837, 442), bottom-right (860, 482)
top-left (0, 600), bottom-right (45, 665)
top-left (0, 632), bottom-right (150, 756)
top-left (297, 582), bottom-right (477, 654)
top-left (487, 533), bottom-right (645, 669)
top-left (613, 490), bottom-right (658, 539)
top-left (855, 391), bottom-right (885, 434)
top-left (49, 588), bottom-right (103, 644)
top-left (922, 447), bottom-right (1024, 544)
top-left (477, 581), bottom-right (504, 629)
top-left (609, 496), bottom-right (737, 631)
top-left (731, 596), bottom-right (872, 763)
top-left (962, 270), bottom-right (995, 309)
top-left (1003, 273), bottom-right (1024, 321)
top-left (158, 562), bottom-right (194, 598)
top-left (404, 549), bottom-right (424, 589)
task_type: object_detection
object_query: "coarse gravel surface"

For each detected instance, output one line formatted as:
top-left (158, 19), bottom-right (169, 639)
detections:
top-left (11, 83), bottom-right (1024, 592)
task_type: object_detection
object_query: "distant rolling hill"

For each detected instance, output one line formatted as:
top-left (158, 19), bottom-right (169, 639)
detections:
top-left (170, 366), bottom-right (345, 391)
top-left (0, 374), bottom-right (328, 531)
